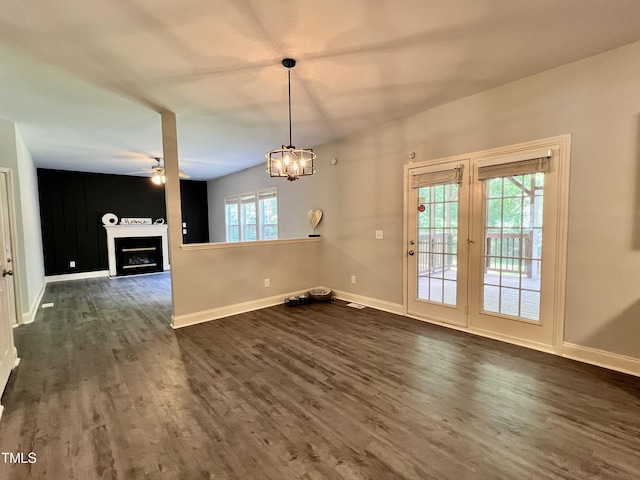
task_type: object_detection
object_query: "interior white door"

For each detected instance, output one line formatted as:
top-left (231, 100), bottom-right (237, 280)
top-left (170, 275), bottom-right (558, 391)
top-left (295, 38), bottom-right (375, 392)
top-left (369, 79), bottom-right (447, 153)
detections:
top-left (0, 174), bottom-right (16, 416)
top-left (406, 160), bottom-right (469, 326)
top-left (0, 173), bottom-right (17, 326)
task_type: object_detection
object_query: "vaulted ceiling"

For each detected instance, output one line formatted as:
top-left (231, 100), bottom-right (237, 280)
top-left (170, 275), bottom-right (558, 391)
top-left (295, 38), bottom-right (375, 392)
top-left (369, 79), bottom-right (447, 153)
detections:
top-left (2, 0), bottom-right (640, 180)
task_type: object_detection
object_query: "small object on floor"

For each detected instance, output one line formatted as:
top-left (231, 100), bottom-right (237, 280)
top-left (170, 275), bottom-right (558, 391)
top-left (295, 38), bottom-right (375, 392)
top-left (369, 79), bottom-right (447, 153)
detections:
top-left (308, 287), bottom-right (332, 302)
top-left (346, 302), bottom-right (365, 309)
top-left (297, 294), bottom-right (310, 305)
top-left (284, 296), bottom-right (299, 307)
top-left (41, 302), bottom-right (54, 308)
top-left (284, 294), bottom-right (310, 307)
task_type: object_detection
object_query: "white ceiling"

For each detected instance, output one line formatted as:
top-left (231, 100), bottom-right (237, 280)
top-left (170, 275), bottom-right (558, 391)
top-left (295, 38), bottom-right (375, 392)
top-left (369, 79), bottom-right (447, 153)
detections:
top-left (2, 0), bottom-right (640, 180)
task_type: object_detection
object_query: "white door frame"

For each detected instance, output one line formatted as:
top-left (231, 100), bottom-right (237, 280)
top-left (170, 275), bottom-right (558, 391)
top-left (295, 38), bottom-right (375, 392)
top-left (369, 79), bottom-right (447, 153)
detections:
top-left (0, 168), bottom-right (23, 327)
top-left (403, 134), bottom-right (571, 354)
top-left (0, 168), bottom-right (20, 420)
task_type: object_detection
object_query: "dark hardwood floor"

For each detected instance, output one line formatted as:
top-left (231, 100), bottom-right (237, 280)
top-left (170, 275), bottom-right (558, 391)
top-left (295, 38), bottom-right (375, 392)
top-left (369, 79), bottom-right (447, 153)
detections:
top-left (1, 273), bottom-right (639, 479)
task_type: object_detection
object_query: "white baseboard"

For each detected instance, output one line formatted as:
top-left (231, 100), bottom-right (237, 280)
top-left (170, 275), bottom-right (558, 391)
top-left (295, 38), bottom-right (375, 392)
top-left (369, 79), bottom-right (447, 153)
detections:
top-left (331, 290), bottom-right (404, 315)
top-left (562, 343), bottom-right (640, 377)
top-left (45, 270), bottom-right (109, 283)
top-left (21, 278), bottom-right (46, 324)
top-left (468, 326), bottom-right (558, 355)
top-left (405, 312), bottom-right (557, 355)
top-left (172, 287), bottom-right (321, 329)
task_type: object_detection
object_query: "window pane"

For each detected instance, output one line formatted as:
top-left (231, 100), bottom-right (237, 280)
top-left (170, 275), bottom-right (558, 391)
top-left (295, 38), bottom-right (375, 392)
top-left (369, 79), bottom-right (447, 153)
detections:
top-left (482, 175), bottom-right (544, 321)
top-left (241, 193), bottom-right (256, 241)
top-left (224, 197), bottom-right (239, 242)
top-left (259, 190), bottom-right (278, 240)
top-left (416, 183), bottom-right (458, 306)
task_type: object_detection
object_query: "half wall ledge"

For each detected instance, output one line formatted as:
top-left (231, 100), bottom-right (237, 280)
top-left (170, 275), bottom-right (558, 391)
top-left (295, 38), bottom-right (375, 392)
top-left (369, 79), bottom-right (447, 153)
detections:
top-left (180, 237), bottom-right (321, 251)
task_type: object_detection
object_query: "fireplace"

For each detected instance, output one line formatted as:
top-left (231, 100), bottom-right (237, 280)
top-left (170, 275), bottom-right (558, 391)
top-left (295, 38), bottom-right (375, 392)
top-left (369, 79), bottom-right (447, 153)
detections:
top-left (104, 225), bottom-right (169, 277)
top-left (115, 236), bottom-right (163, 276)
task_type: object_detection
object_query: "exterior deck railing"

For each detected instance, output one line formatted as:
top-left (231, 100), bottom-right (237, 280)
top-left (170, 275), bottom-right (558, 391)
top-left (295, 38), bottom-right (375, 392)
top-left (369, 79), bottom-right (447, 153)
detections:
top-left (417, 232), bottom-right (455, 275)
top-left (484, 231), bottom-right (534, 277)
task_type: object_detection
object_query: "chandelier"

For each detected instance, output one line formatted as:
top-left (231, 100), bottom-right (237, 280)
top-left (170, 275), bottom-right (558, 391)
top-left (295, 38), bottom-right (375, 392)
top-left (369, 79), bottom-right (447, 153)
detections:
top-left (266, 58), bottom-right (316, 181)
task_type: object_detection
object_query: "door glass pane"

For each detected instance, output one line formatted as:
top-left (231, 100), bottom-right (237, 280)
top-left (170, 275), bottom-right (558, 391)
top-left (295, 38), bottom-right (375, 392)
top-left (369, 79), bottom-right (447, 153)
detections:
top-left (417, 183), bottom-right (458, 306)
top-left (482, 173), bottom-right (544, 320)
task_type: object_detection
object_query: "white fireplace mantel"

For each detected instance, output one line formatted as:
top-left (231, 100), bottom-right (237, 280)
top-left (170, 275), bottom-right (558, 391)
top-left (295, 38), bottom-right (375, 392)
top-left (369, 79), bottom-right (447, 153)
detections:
top-left (105, 224), bottom-right (169, 276)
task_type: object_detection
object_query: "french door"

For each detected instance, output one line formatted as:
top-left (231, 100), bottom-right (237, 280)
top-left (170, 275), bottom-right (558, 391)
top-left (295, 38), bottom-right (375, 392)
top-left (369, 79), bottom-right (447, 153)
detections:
top-left (406, 160), bottom-right (470, 327)
top-left (406, 138), bottom-right (569, 352)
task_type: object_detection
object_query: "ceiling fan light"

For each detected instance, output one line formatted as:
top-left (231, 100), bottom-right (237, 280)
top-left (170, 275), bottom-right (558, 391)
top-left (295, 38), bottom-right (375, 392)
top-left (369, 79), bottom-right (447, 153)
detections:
top-left (151, 174), bottom-right (163, 185)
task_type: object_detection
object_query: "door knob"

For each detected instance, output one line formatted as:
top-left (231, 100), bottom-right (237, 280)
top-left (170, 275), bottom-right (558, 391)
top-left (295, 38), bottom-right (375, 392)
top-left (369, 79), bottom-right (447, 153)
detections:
top-left (408, 250), bottom-right (415, 256)
top-left (2, 268), bottom-right (13, 277)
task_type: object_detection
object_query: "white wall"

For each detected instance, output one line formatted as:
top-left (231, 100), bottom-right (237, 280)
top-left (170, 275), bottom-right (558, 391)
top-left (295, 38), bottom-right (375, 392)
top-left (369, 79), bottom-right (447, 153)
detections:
top-left (0, 117), bottom-right (45, 321)
top-left (203, 40), bottom-right (640, 361)
top-left (14, 129), bottom-right (45, 316)
top-left (312, 41), bottom-right (640, 359)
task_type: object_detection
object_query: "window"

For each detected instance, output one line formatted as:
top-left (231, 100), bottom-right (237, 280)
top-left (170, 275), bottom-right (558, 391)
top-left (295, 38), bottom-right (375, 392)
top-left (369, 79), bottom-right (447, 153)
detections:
top-left (259, 189), bottom-right (278, 240)
top-left (416, 182), bottom-right (459, 306)
top-left (477, 151), bottom-right (549, 322)
top-left (482, 172), bottom-right (544, 320)
top-left (224, 188), bottom-right (278, 242)
top-left (224, 197), bottom-right (239, 242)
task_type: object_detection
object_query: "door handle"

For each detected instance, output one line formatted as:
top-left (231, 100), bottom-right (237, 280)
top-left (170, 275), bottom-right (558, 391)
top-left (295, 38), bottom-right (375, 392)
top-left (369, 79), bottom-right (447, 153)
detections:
top-left (2, 268), bottom-right (13, 277)
top-left (408, 250), bottom-right (415, 256)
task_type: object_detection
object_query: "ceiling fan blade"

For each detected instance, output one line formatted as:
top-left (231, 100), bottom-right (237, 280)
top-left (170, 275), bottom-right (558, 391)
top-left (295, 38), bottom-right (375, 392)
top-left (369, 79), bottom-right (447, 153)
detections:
top-left (179, 170), bottom-right (191, 179)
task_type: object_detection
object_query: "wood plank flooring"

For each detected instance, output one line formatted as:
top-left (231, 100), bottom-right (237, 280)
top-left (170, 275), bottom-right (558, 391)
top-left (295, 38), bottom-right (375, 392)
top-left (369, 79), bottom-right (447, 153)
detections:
top-left (1, 273), bottom-right (639, 479)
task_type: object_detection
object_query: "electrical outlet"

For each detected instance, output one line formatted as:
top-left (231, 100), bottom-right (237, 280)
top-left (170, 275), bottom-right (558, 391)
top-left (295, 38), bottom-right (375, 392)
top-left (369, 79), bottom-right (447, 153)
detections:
top-left (69, 260), bottom-right (76, 268)
top-left (264, 278), bottom-right (270, 288)
top-left (375, 230), bottom-right (383, 240)
top-left (351, 275), bottom-right (356, 284)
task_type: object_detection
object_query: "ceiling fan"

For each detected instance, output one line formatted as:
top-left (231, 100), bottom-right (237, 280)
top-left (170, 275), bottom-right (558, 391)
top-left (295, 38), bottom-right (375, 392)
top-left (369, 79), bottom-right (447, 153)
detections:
top-left (128, 157), bottom-right (190, 184)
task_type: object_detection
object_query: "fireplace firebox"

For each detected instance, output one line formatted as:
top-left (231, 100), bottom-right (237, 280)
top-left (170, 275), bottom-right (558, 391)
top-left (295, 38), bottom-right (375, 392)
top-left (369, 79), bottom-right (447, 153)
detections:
top-left (114, 236), bottom-right (163, 276)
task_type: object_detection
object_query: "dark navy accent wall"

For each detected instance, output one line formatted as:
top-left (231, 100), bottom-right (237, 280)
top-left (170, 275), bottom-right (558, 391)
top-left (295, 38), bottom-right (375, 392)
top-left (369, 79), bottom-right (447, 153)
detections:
top-left (37, 169), bottom-right (208, 276)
